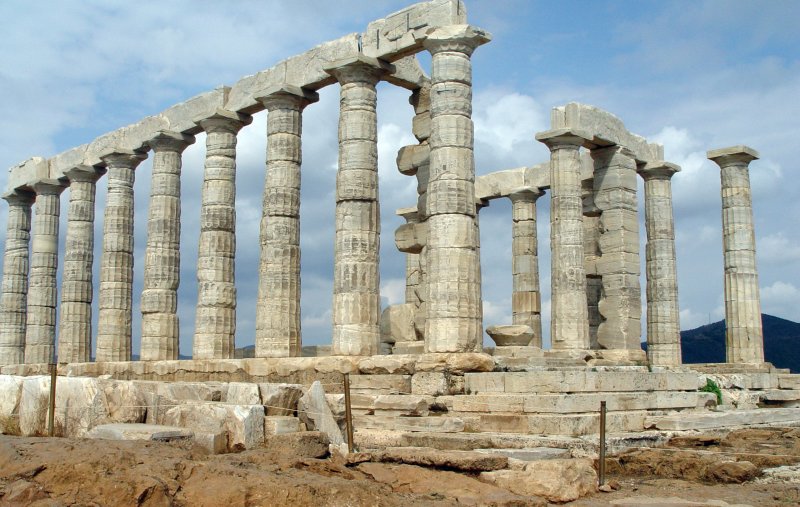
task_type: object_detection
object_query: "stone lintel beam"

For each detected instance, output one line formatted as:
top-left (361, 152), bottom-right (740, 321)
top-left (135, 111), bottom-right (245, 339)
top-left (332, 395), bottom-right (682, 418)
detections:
top-left (638, 160), bottom-right (681, 180)
top-left (707, 145), bottom-right (760, 166)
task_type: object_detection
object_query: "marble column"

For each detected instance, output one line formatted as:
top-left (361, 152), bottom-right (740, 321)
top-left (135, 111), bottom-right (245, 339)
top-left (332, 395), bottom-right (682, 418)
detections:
top-left (509, 187), bottom-right (544, 347)
top-left (536, 128), bottom-right (591, 350)
top-left (422, 25), bottom-right (491, 353)
top-left (707, 145), bottom-right (764, 364)
top-left (325, 56), bottom-right (392, 356)
top-left (639, 161), bottom-right (682, 366)
top-left (591, 145), bottom-right (641, 350)
top-left (254, 86), bottom-right (318, 358)
top-left (58, 166), bottom-right (103, 364)
top-left (193, 109), bottom-right (252, 360)
top-left (96, 150), bottom-right (147, 362)
top-left (0, 190), bottom-right (34, 365)
top-left (140, 132), bottom-right (194, 361)
top-left (25, 180), bottom-right (66, 364)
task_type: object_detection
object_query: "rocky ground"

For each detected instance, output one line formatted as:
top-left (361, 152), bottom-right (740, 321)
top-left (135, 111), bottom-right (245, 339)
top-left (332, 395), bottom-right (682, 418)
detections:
top-left (1, 428), bottom-right (800, 506)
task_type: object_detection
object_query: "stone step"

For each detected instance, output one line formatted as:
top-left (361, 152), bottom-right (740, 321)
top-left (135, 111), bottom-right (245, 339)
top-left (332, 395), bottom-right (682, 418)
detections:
top-left (354, 415), bottom-right (465, 433)
top-left (456, 411), bottom-right (649, 436)
top-left (645, 407), bottom-right (800, 431)
top-left (465, 370), bottom-right (703, 394)
top-left (758, 389), bottom-right (800, 402)
top-left (354, 428), bottom-right (588, 452)
top-left (473, 447), bottom-right (571, 461)
top-left (450, 391), bottom-right (714, 414)
top-left (86, 423), bottom-right (193, 442)
top-left (349, 374), bottom-right (411, 395)
top-left (778, 374), bottom-right (800, 390)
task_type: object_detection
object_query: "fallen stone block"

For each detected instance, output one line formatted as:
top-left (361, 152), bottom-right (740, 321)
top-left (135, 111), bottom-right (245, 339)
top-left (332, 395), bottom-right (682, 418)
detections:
top-left (86, 423), bottom-right (193, 442)
top-left (479, 458), bottom-right (597, 503)
top-left (264, 416), bottom-right (303, 435)
top-left (258, 382), bottom-right (304, 416)
top-left (224, 382), bottom-right (260, 405)
top-left (161, 402), bottom-right (264, 452)
top-left (0, 375), bottom-right (23, 420)
top-left (18, 376), bottom-right (105, 438)
top-left (351, 446), bottom-right (508, 471)
top-left (97, 379), bottom-right (146, 424)
top-left (298, 381), bottom-right (345, 446)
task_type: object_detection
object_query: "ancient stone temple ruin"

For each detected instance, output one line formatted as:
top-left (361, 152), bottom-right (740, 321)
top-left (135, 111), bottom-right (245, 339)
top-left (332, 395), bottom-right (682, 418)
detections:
top-left (1, 0), bottom-right (799, 457)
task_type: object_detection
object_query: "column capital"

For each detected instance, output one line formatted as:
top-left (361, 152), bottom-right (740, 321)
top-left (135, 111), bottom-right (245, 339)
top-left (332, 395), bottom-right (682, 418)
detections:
top-left (64, 165), bottom-right (105, 184)
top-left (100, 149), bottom-right (148, 169)
top-left (324, 55), bottom-right (395, 86)
top-left (145, 131), bottom-right (195, 153)
top-left (422, 24), bottom-right (492, 56)
top-left (535, 128), bottom-right (592, 150)
top-left (195, 108), bottom-right (253, 134)
top-left (707, 145), bottom-right (759, 167)
top-left (638, 161), bottom-right (681, 180)
top-left (396, 206), bottom-right (419, 224)
top-left (508, 186), bottom-right (545, 203)
top-left (31, 178), bottom-right (66, 196)
top-left (2, 189), bottom-right (34, 206)
top-left (256, 84), bottom-right (319, 111)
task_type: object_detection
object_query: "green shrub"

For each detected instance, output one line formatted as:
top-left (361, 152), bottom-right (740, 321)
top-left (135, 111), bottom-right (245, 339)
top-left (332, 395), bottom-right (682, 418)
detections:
top-left (700, 378), bottom-right (723, 404)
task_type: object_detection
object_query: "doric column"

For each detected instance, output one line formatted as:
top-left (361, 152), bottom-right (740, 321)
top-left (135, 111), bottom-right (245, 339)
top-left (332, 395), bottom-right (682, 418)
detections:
top-left (509, 187), bottom-right (544, 347)
top-left (325, 56), bottom-right (393, 356)
top-left (140, 132), bottom-right (194, 361)
top-left (58, 166), bottom-right (103, 364)
top-left (536, 128), bottom-right (591, 350)
top-left (591, 145), bottom-right (641, 350)
top-left (193, 109), bottom-right (252, 360)
top-left (254, 86), bottom-right (318, 358)
top-left (707, 145), bottom-right (764, 364)
top-left (422, 25), bottom-right (491, 353)
top-left (0, 190), bottom-right (34, 365)
top-left (25, 180), bottom-right (66, 364)
top-left (96, 150), bottom-right (147, 362)
top-left (639, 161), bottom-right (682, 366)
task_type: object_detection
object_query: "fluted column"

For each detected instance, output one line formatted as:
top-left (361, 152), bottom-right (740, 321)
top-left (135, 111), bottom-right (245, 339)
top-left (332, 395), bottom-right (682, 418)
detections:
top-left (398, 209), bottom-right (422, 306)
top-left (254, 86), bottom-right (318, 358)
top-left (325, 56), bottom-right (393, 356)
top-left (639, 161), bottom-right (682, 366)
top-left (422, 25), bottom-right (491, 353)
top-left (509, 187), bottom-right (544, 347)
top-left (25, 180), bottom-right (66, 364)
top-left (96, 150), bottom-right (147, 362)
top-left (708, 145), bottom-right (764, 364)
top-left (591, 145), bottom-right (641, 350)
top-left (139, 132), bottom-right (194, 361)
top-left (58, 166), bottom-right (103, 363)
top-left (536, 128), bottom-right (591, 350)
top-left (0, 190), bottom-right (34, 365)
top-left (193, 109), bottom-right (252, 360)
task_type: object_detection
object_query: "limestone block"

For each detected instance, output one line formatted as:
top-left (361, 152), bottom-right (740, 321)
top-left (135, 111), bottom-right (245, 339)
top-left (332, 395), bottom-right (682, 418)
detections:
top-left (393, 341), bottom-right (426, 355)
top-left (379, 304), bottom-right (417, 345)
top-left (354, 415), bottom-right (465, 433)
top-left (161, 403), bottom-right (265, 452)
top-left (646, 408), bottom-right (800, 431)
top-left (0, 375), bottom-right (23, 418)
top-left (486, 325), bottom-right (534, 347)
top-left (160, 87), bottom-right (227, 134)
top-left (394, 222), bottom-right (426, 253)
top-left (779, 375), bottom-right (800, 390)
top-left (373, 395), bottom-right (429, 416)
top-left (258, 383), bottom-right (304, 416)
top-left (412, 112), bottom-right (431, 141)
top-left (349, 374), bottom-right (411, 395)
top-left (264, 416), bottom-right (302, 435)
top-left (396, 143), bottom-right (430, 176)
top-left (479, 458), bottom-right (597, 503)
top-left (465, 371), bottom-right (703, 394)
top-left (6, 157), bottom-right (49, 193)
top-left (411, 371), bottom-right (450, 396)
top-left (357, 446), bottom-right (508, 472)
top-left (97, 379), bottom-right (146, 424)
top-left (298, 381), bottom-right (345, 445)
top-left (86, 423), bottom-right (193, 442)
top-left (224, 382), bottom-right (261, 405)
top-left (18, 376), bottom-right (105, 438)
top-left (414, 353), bottom-right (494, 373)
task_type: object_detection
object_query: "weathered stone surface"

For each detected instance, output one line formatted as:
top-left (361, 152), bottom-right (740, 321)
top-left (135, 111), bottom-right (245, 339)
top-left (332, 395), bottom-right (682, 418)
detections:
top-left (349, 374), bottom-right (411, 395)
top-left (646, 407), bottom-right (800, 431)
top-left (18, 376), bottom-right (105, 438)
top-left (86, 423), bottom-right (193, 441)
top-left (161, 402), bottom-right (265, 451)
top-left (486, 325), bottom-right (534, 347)
top-left (0, 192), bottom-right (33, 366)
top-left (352, 446), bottom-right (508, 471)
top-left (263, 430), bottom-right (330, 459)
top-left (415, 353), bottom-right (495, 373)
top-left (479, 458), bottom-right (597, 503)
top-left (0, 375), bottom-right (23, 419)
top-left (264, 416), bottom-right (303, 435)
top-left (358, 355), bottom-right (417, 375)
top-left (411, 371), bottom-right (451, 396)
top-left (474, 447), bottom-right (571, 462)
top-left (298, 381), bottom-right (345, 445)
top-left (379, 303), bottom-right (417, 345)
top-left (755, 464), bottom-right (800, 484)
top-left (224, 382), bottom-right (260, 405)
top-left (354, 415), bottom-right (465, 433)
top-left (97, 378), bottom-right (147, 424)
top-left (374, 395), bottom-right (430, 416)
top-left (258, 382), bottom-right (304, 415)
top-left (465, 370), bottom-right (703, 394)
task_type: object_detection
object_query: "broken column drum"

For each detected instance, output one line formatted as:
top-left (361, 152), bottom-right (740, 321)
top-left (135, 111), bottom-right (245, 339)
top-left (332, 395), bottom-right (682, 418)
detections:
top-left (422, 25), bottom-right (490, 353)
top-left (509, 188), bottom-right (544, 347)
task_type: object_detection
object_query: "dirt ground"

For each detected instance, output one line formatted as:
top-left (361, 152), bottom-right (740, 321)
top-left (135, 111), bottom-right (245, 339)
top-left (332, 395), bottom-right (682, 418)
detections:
top-left (1, 428), bottom-right (799, 506)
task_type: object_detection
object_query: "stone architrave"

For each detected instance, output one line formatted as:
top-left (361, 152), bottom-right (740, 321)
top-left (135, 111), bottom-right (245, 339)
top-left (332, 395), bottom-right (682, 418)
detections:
top-left (193, 110), bottom-right (252, 360)
top-left (591, 146), bottom-right (641, 350)
top-left (536, 128), bottom-right (591, 350)
top-left (96, 150), bottom-right (147, 362)
top-left (422, 25), bottom-right (491, 353)
top-left (25, 180), bottom-right (66, 364)
top-left (58, 166), bottom-right (104, 364)
top-left (140, 132), bottom-right (195, 361)
top-left (254, 86), bottom-right (318, 358)
top-left (638, 161), bottom-right (682, 366)
top-left (0, 190), bottom-right (34, 365)
top-left (509, 187), bottom-right (544, 347)
top-left (707, 145), bottom-right (764, 364)
top-left (325, 56), bottom-right (393, 356)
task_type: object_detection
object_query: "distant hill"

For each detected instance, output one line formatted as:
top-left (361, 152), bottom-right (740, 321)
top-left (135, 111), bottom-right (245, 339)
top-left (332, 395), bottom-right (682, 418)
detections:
top-left (675, 314), bottom-right (800, 373)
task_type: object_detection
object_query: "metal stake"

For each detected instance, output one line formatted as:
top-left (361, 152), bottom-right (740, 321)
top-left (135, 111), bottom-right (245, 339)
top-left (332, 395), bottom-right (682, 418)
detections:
top-left (599, 400), bottom-right (607, 486)
top-left (47, 363), bottom-right (57, 437)
top-left (343, 373), bottom-right (355, 453)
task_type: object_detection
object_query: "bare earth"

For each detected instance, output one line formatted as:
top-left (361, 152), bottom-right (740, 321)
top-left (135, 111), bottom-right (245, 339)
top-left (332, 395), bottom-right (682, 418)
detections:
top-left (2, 428), bottom-right (800, 506)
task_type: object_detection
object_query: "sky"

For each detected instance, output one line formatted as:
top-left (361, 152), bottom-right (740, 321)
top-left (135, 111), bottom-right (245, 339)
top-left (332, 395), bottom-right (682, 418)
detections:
top-left (0, 0), bottom-right (798, 357)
